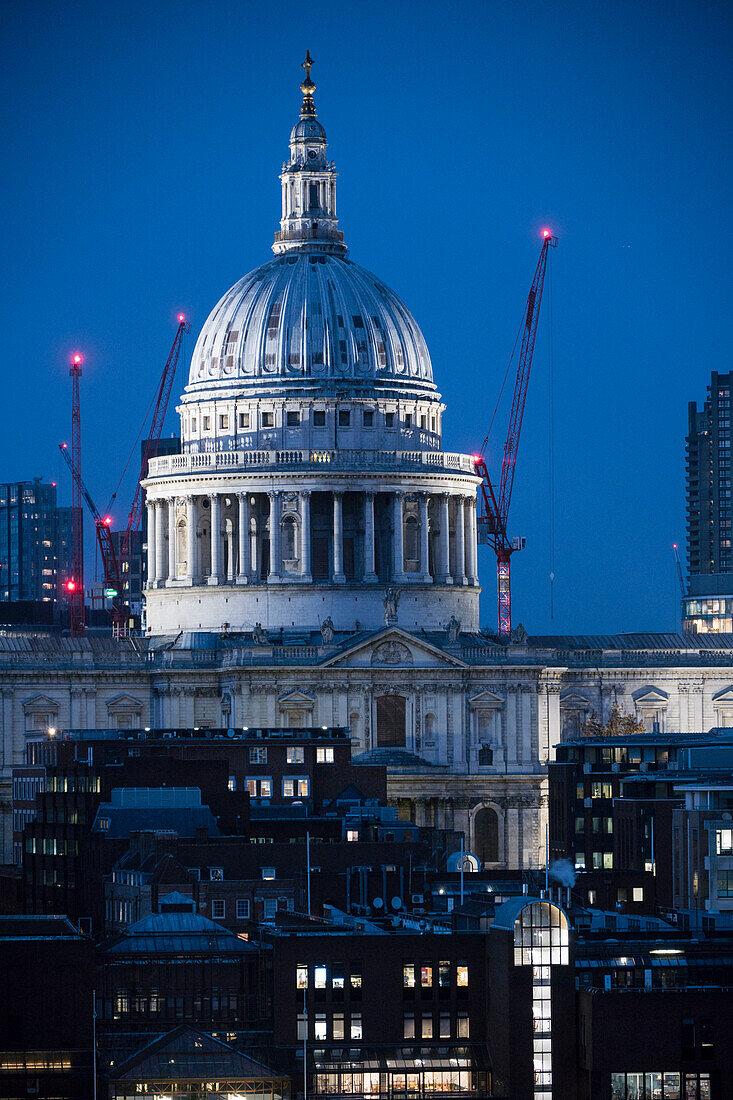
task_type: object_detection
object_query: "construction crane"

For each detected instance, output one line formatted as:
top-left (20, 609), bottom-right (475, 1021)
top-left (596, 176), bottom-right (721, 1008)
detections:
top-left (58, 442), bottom-right (126, 632)
top-left (61, 317), bottom-right (190, 637)
top-left (68, 353), bottom-right (85, 636)
top-left (475, 230), bottom-right (557, 639)
top-left (120, 315), bottom-right (190, 561)
top-left (673, 543), bottom-right (687, 597)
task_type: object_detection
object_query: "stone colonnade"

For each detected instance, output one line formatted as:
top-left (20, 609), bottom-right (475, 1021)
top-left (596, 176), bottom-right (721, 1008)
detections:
top-left (146, 487), bottom-right (479, 588)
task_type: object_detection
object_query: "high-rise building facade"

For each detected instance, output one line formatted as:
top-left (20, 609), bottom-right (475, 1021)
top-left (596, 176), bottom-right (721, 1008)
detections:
top-left (0, 479), bottom-right (75, 603)
top-left (684, 372), bottom-right (733, 631)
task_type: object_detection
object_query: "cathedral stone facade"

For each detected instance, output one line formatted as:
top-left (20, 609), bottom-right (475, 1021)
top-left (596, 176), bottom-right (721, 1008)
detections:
top-left (2, 60), bottom-right (731, 867)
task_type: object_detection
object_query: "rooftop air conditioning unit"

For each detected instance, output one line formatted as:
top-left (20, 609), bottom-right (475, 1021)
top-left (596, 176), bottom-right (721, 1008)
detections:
top-left (411, 894), bottom-right (424, 904)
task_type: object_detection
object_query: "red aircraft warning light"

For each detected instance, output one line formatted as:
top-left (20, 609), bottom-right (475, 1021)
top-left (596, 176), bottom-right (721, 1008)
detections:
top-left (178, 313), bottom-right (186, 323)
top-left (542, 228), bottom-right (552, 239)
top-left (72, 353), bottom-right (82, 365)
top-left (65, 580), bottom-right (77, 593)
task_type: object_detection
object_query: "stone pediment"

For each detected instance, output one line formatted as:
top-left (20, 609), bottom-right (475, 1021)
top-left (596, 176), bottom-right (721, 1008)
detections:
top-left (278, 689), bottom-right (316, 709)
top-left (468, 690), bottom-right (504, 709)
top-left (22, 693), bottom-right (59, 713)
top-left (560, 691), bottom-right (591, 708)
top-left (712, 686), bottom-right (733, 705)
top-left (106, 693), bottom-right (144, 713)
top-left (632, 686), bottom-right (669, 706)
top-left (321, 628), bottom-right (468, 670)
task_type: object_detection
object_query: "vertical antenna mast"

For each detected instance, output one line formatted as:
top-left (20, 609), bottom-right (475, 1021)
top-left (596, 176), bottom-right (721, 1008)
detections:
top-left (69, 353), bottom-right (85, 636)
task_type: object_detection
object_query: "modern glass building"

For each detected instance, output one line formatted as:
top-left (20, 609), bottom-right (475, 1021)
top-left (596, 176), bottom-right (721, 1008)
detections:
top-left (0, 479), bottom-right (75, 603)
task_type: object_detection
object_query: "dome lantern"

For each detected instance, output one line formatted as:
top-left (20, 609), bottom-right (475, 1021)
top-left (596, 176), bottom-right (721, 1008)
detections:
top-left (273, 52), bottom-right (346, 257)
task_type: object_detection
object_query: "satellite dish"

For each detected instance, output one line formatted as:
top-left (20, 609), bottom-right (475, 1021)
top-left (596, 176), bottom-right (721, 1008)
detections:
top-left (392, 896), bottom-right (403, 910)
top-left (373, 896), bottom-right (384, 908)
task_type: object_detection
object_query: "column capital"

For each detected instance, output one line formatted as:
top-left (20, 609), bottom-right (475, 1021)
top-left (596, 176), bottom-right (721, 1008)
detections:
top-left (236, 490), bottom-right (248, 501)
top-left (299, 488), bottom-right (312, 499)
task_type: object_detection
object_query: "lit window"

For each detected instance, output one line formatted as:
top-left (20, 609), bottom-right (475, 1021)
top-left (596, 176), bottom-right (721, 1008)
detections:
top-left (421, 965), bottom-right (432, 988)
top-left (316, 746), bottom-right (334, 764)
top-left (249, 747), bottom-right (267, 764)
top-left (287, 746), bottom-right (305, 764)
top-left (315, 1014), bottom-right (327, 1040)
top-left (283, 778), bottom-right (295, 798)
top-left (632, 887), bottom-right (644, 903)
top-left (333, 1012), bottom-right (345, 1040)
top-left (350, 1012), bottom-right (362, 1039)
top-left (421, 1013), bottom-right (433, 1038)
top-left (403, 964), bottom-right (415, 989)
top-left (457, 1013), bottom-right (469, 1038)
top-left (296, 964), bottom-right (308, 989)
top-left (228, 776), bottom-right (236, 791)
top-left (456, 964), bottom-right (468, 988)
top-left (346, 829), bottom-right (359, 842)
top-left (262, 867), bottom-right (275, 880)
top-left (716, 828), bottom-right (733, 853)
top-left (315, 965), bottom-right (327, 989)
top-left (209, 867), bottom-right (223, 881)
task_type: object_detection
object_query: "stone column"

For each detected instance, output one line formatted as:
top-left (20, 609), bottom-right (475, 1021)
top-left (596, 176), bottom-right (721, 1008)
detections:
top-left (392, 490), bottom-right (406, 581)
top-left (437, 492), bottom-right (451, 584)
top-left (454, 496), bottom-right (466, 585)
top-left (167, 499), bottom-right (176, 584)
top-left (363, 491), bottom-right (377, 582)
top-left (419, 493), bottom-right (432, 583)
top-left (464, 495), bottom-right (476, 585)
top-left (333, 491), bottom-right (345, 583)
top-left (300, 490), bottom-right (312, 581)
top-left (268, 490), bottom-right (280, 582)
top-left (209, 494), bottom-right (221, 584)
top-left (146, 502), bottom-right (156, 588)
top-left (237, 493), bottom-right (249, 583)
top-left (185, 496), bottom-right (195, 584)
top-left (226, 518), bottom-right (235, 582)
top-left (154, 500), bottom-right (166, 587)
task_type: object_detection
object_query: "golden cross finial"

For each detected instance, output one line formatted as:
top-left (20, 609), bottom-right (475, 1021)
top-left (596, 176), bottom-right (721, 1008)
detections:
top-left (300, 50), bottom-right (316, 116)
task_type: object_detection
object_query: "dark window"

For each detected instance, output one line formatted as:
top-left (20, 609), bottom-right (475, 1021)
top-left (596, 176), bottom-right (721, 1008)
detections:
top-left (405, 413), bottom-right (412, 428)
top-left (363, 410), bottom-right (374, 427)
top-left (338, 410), bottom-right (351, 427)
top-left (475, 807), bottom-right (499, 863)
top-left (352, 315), bottom-right (364, 328)
top-left (385, 413), bottom-right (395, 428)
top-left (313, 410), bottom-right (326, 427)
top-left (309, 183), bottom-right (319, 209)
top-left (377, 695), bottom-right (406, 747)
top-left (287, 411), bottom-right (300, 427)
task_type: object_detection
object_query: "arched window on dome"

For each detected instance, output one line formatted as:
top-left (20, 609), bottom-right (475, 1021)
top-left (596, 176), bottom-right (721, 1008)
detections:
top-left (282, 516), bottom-right (297, 562)
top-left (176, 518), bottom-right (187, 579)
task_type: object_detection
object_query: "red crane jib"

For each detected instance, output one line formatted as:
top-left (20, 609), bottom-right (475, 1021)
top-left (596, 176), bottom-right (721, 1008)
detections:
top-left (476, 234), bottom-right (557, 637)
top-left (122, 319), bottom-right (190, 559)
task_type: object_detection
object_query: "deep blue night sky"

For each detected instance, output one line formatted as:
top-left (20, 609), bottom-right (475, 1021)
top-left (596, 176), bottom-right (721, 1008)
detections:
top-left (1, 0), bottom-right (730, 633)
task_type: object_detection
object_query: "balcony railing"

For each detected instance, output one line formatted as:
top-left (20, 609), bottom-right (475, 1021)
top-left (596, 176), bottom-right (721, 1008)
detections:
top-left (147, 449), bottom-right (478, 478)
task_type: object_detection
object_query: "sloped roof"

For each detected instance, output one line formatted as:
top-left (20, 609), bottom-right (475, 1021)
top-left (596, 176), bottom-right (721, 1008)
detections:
top-left (104, 910), bottom-right (255, 956)
top-left (110, 1025), bottom-right (280, 1080)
